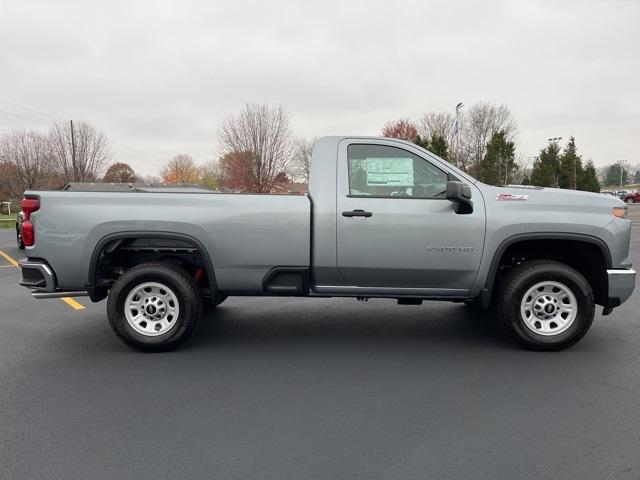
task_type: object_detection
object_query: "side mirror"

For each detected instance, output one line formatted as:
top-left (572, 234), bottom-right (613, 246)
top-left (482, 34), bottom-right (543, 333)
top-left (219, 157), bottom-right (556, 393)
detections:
top-left (445, 181), bottom-right (473, 214)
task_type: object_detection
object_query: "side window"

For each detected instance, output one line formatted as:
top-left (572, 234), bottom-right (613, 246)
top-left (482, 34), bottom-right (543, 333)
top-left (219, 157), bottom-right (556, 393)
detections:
top-left (347, 144), bottom-right (448, 199)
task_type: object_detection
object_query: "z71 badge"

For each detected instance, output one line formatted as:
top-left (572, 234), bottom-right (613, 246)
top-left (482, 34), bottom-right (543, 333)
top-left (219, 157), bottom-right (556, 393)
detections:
top-left (497, 193), bottom-right (528, 201)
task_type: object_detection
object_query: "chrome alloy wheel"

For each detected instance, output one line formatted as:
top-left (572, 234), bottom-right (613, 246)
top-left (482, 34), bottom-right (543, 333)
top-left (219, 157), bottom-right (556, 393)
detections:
top-left (520, 281), bottom-right (578, 336)
top-left (124, 282), bottom-right (180, 337)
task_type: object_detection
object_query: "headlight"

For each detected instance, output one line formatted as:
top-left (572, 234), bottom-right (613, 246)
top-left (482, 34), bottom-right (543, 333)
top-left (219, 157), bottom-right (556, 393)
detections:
top-left (613, 206), bottom-right (627, 219)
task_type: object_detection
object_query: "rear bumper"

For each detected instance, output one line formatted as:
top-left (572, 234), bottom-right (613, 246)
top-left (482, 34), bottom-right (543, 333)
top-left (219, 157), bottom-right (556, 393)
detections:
top-left (19, 258), bottom-right (56, 291)
top-left (18, 258), bottom-right (88, 299)
top-left (606, 268), bottom-right (636, 308)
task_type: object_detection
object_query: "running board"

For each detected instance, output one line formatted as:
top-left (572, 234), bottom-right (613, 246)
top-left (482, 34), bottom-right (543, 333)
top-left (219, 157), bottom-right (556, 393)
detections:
top-left (31, 291), bottom-right (89, 299)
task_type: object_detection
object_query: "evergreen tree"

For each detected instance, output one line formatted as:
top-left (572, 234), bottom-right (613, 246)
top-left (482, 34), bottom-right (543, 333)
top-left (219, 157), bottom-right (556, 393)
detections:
top-left (414, 135), bottom-right (429, 150)
top-left (428, 134), bottom-right (448, 159)
top-left (415, 134), bottom-right (449, 160)
top-left (558, 137), bottom-right (583, 189)
top-left (530, 142), bottom-right (561, 187)
top-left (605, 163), bottom-right (628, 186)
top-left (478, 130), bottom-right (516, 186)
top-left (581, 160), bottom-right (600, 192)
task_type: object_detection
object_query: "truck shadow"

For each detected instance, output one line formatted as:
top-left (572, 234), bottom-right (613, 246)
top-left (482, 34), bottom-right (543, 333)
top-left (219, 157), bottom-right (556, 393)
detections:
top-left (191, 298), bottom-right (508, 350)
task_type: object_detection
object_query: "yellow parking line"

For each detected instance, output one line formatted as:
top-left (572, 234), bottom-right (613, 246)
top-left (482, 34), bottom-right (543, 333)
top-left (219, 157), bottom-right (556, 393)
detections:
top-left (0, 249), bottom-right (84, 310)
top-left (0, 250), bottom-right (18, 267)
top-left (61, 297), bottom-right (85, 310)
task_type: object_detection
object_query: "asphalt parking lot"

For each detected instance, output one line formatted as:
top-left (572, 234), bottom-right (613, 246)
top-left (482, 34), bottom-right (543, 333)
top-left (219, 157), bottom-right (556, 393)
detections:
top-left (1, 211), bottom-right (640, 480)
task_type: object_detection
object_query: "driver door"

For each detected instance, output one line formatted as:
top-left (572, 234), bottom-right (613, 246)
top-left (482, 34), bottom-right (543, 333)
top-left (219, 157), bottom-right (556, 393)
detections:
top-left (336, 140), bottom-right (485, 292)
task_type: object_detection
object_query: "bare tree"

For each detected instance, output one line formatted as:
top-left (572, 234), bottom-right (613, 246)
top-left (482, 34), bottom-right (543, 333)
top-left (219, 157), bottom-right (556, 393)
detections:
top-left (50, 121), bottom-right (112, 182)
top-left (0, 129), bottom-right (56, 199)
top-left (160, 154), bottom-right (199, 183)
top-left (511, 151), bottom-right (533, 185)
top-left (290, 137), bottom-right (315, 183)
top-left (141, 174), bottom-right (161, 185)
top-left (417, 112), bottom-right (455, 144)
top-left (218, 103), bottom-right (294, 193)
top-left (461, 102), bottom-right (518, 173)
top-left (198, 159), bottom-right (227, 191)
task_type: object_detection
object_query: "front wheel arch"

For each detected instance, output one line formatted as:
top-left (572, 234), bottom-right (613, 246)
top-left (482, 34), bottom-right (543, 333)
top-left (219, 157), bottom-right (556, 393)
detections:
top-left (484, 234), bottom-right (610, 307)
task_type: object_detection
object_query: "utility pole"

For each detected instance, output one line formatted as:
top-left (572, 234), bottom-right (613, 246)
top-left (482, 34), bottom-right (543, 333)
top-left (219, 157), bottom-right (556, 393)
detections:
top-left (70, 120), bottom-right (76, 180)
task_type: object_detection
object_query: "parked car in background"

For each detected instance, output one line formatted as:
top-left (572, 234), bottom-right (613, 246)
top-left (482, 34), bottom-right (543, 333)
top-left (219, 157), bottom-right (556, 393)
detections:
top-left (622, 191), bottom-right (640, 203)
top-left (616, 190), bottom-right (629, 199)
top-left (16, 211), bottom-right (24, 249)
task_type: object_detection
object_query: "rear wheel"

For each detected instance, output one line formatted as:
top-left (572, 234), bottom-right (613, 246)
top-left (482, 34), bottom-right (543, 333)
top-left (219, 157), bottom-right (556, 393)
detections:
top-left (107, 263), bottom-right (202, 351)
top-left (497, 260), bottom-right (595, 351)
top-left (626, 197), bottom-right (635, 204)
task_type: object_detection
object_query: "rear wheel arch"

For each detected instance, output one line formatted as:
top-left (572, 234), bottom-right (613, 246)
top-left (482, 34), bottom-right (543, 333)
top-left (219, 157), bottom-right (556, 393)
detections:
top-left (87, 231), bottom-right (219, 302)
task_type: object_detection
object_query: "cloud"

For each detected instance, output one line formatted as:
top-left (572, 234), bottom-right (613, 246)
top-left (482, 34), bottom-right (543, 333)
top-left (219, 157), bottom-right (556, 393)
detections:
top-left (0, 0), bottom-right (638, 174)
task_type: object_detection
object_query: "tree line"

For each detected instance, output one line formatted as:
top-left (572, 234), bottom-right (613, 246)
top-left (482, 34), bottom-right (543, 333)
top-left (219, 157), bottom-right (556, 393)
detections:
top-left (0, 121), bottom-right (111, 200)
top-left (379, 103), bottom-right (600, 192)
top-left (2, 101), bottom-right (623, 200)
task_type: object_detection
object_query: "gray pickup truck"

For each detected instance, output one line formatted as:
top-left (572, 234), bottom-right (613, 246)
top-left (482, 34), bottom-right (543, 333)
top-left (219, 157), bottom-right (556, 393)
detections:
top-left (18, 136), bottom-right (635, 351)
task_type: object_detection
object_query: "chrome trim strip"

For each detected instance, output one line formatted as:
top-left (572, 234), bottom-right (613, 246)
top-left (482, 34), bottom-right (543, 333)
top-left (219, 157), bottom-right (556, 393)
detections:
top-left (606, 269), bottom-right (636, 275)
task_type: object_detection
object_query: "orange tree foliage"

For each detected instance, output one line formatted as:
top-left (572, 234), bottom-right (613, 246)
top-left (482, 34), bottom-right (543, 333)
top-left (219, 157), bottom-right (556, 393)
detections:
top-left (160, 154), bottom-right (198, 184)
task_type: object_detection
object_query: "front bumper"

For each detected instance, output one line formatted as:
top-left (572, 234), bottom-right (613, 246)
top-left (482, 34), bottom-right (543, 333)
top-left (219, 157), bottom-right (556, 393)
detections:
top-left (606, 268), bottom-right (636, 308)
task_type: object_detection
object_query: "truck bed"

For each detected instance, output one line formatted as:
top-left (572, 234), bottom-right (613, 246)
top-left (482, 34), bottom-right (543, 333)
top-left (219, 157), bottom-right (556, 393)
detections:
top-left (26, 191), bottom-right (311, 292)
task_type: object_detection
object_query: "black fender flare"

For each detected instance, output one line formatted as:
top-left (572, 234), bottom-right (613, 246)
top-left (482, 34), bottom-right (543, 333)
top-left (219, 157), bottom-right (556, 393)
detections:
top-left (86, 231), bottom-right (218, 302)
top-left (482, 232), bottom-right (612, 294)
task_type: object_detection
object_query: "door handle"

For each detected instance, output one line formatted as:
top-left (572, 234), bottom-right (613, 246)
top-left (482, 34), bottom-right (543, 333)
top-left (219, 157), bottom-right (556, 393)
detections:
top-left (342, 209), bottom-right (373, 218)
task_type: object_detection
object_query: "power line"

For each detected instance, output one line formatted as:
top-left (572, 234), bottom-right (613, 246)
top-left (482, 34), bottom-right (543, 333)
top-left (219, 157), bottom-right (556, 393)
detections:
top-left (0, 99), bottom-right (169, 172)
top-left (0, 99), bottom-right (65, 120)
top-left (0, 108), bottom-right (51, 125)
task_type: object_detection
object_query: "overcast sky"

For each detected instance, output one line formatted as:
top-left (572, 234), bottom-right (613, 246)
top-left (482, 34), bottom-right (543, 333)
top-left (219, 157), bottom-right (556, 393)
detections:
top-left (0, 0), bottom-right (638, 176)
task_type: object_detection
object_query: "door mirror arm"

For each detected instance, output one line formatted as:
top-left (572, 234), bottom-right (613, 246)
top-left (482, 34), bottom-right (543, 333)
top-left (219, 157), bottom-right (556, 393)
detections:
top-left (445, 181), bottom-right (473, 214)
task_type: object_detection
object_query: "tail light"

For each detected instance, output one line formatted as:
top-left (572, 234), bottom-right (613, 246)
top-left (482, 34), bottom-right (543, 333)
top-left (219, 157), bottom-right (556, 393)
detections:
top-left (21, 197), bottom-right (40, 247)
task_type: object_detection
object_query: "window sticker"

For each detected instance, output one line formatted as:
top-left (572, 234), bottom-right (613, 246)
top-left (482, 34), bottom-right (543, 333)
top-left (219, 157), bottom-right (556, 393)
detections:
top-left (365, 158), bottom-right (414, 187)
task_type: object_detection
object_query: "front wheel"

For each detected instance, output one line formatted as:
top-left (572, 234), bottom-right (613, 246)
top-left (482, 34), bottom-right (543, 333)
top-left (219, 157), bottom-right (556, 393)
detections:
top-left (626, 197), bottom-right (635, 204)
top-left (107, 263), bottom-right (202, 351)
top-left (497, 260), bottom-right (595, 351)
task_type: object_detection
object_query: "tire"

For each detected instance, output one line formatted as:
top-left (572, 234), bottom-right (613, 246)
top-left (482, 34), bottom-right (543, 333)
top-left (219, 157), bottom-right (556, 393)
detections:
top-left (497, 260), bottom-right (595, 351)
top-left (107, 262), bottom-right (202, 352)
top-left (16, 229), bottom-right (24, 249)
top-left (626, 197), bottom-right (635, 204)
